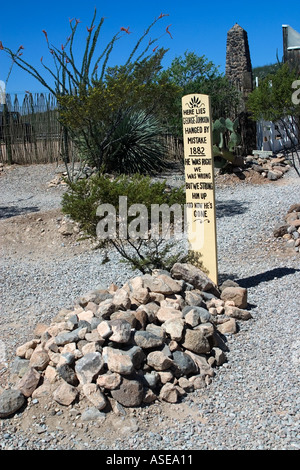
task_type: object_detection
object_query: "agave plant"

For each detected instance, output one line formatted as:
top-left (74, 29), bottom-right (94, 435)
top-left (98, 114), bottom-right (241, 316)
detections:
top-left (103, 111), bottom-right (170, 175)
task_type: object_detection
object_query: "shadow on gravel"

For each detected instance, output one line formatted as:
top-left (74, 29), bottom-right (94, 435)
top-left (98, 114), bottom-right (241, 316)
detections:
top-left (216, 199), bottom-right (249, 218)
top-left (237, 267), bottom-right (300, 288)
top-left (0, 205), bottom-right (40, 219)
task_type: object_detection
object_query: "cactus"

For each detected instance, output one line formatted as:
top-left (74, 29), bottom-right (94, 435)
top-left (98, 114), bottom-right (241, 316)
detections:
top-left (213, 117), bottom-right (241, 168)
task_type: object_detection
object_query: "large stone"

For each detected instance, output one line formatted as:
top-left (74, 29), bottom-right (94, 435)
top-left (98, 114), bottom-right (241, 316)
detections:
top-left (75, 352), bottom-right (104, 384)
top-left (145, 324), bottom-right (166, 339)
top-left (57, 364), bottom-right (79, 386)
top-left (268, 169), bottom-right (282, 180)
top-left (142, 274), bottom-right (182, 295)
top-left (53, 382), bottom-right (78, 406)
top-left (160, 294), bottom-right (184, 310)
top-left (102, 347), bottom-right (135, 375)
top-left (211, 347), bottom-right (227, 366)
top-left (224, 305), bottom-right (252, 320)
top-left (184, 290), bottom-right (206, 307)
top-left (220, 286), bottom-right (247, 308)
top-left (183, 306), bottom-right (213, 324)
top-left (97, 320), bottom-right (112, 339)
top-left (82, 383), bottom-right (107, 410)
top-left (158, 371), bottom-right (173, 384)
top-left (219, 279), bottom-right (240, 291)
top-left (142, 371), bottom-right (160, 389)
top-left (156, 307), bottom-right (183, 324)
top-left (136, 302), bottom-right (159, 323)
top-left (162, 318), bottom-right (185, 341)
top-left (0, 389), bottom-right (26, 417)
top-left (171, 263), bottom-right (219, 295)
top-left (181, 329), bottom-right (211, 354)
top-left (110, 310), bottom-right (137, 328)
top-left (143, 388), bottom-right (157, 404)
top-left (109, 319), bottom-right (132, 344)
top-left (111, 377), bottom-right (144, 407)
top-left (16, 339), bottom-right (39, 358)
top-left (122, 346), bottom-right (145, 369)
top-left (171, 350), bottom-right (197, 377)
top-left (96, 372), bottom-right (122, 390)
top-left (54, 327), bottom-right (83, 346)
top-left (81, 341), bottom-right (103, 355)
top-left (32, 382), bottom-right (53, 398)
top-left (133, 310), bottom-right (148, 330)
top-left (10, 357), bottom-right (30, 379)
top-left (29, 349), bottom-right (50, 371)
top-left (188, 374), bottom-right (206, 389)
top-left (44, 365), bottom-right (59, 384)
top-left (77, 290), bottom-right (112, 307)
top-left (217, 318), bottom-right (237, 334)
top-left (184, 350), bottom-right (214, 377)
top-left (112, 289), bottom-right (131, 310)
top-left (133, 331), bottom-right (164, 349)
top-left (16, 368), bottom-right (41, 397)
top-left (96, 299), bottom-right (116, 319)
top-left (57, 352), bottom-right (75, 367)
top-left (147, 351), bottom-right (173, 371)
top-left (159, 383), bottom-right (179, 403)
top-left (77, 310), bottom-right (94, 323)
top-left (130, 287), bottom-right (150, 306)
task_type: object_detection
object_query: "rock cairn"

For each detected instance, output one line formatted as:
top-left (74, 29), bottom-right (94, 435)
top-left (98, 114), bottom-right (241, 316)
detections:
top-left (0, 263), bottom-right (252, 418)
top-left (245, 153), bottom-right (291, 181)
top-left (273, 203), bottom-right (300, 254)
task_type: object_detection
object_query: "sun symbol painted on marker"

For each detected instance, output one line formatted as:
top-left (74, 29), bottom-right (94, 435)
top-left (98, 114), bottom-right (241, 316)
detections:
top-left (187, 96), bottom-right (205, 109)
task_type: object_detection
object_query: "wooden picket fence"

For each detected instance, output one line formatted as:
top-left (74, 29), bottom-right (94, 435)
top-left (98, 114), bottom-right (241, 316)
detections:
top-left (0, 93), bottom-right (183, 165)
top-left (0, 93), bottom-right (70, 164)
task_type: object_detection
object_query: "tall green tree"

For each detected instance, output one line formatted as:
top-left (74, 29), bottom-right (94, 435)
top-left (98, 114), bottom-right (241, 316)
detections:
top-left (160, 51), bottom-right (242, 137)
top-left (247, 63), bottom-right (300, 175)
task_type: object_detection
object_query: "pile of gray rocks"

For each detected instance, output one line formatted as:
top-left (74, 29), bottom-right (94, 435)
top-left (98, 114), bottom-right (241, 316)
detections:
top-left (273, 203), bottom-right (300, 253)
top-left (0, 263), bottom-right (252, 419)
top-left (245, 152), bottom-right (291, 180)
top-left (47, 164), bottom-right (95, 187)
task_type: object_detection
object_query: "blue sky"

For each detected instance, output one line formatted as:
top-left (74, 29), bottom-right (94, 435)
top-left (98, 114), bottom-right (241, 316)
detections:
top-left (1, 0), bottom-right (299, 94)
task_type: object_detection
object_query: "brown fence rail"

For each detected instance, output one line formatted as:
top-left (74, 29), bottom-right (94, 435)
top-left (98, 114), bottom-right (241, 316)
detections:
top-left (0, 93), bottom-right (183, 165)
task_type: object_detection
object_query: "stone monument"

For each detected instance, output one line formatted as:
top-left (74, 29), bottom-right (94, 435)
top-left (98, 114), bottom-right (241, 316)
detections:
top-left (225, 23), bottom-right (256, 155)
top-left (225, 23), bottom-right (253, 101)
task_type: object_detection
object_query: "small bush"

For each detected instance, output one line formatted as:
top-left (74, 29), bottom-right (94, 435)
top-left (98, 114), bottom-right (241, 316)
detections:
top-left (62, 173), bottom-right (187, 273)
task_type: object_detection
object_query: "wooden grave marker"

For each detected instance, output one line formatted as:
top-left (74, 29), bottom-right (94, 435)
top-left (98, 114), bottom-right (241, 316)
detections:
top-left (182, 93), bottom-right (218, 285)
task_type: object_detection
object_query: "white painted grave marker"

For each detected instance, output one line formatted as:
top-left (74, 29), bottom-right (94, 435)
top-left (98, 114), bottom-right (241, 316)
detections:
top-left (182, 94), bottom-right (218, 284)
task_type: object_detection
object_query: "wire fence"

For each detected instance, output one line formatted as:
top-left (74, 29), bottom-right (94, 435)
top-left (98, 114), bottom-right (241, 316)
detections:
top-left (0, 92), bottom-right (183, 165)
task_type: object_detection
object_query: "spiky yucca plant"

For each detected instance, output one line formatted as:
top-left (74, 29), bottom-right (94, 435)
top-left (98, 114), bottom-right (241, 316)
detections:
top-left (103, 111), bottom-right (169, 175)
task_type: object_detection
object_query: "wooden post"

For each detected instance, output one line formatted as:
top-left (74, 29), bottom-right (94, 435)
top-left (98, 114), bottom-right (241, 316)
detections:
top-left (182, 94), bottom-right (218, 285)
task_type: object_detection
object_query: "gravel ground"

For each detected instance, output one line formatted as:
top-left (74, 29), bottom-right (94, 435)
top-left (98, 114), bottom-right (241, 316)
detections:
top-left (0, 161), bottom-right (299, 451)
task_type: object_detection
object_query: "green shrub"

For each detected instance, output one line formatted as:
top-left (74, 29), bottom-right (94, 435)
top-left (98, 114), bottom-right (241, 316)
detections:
top-left (62, 173), bottom-right (187, 273)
